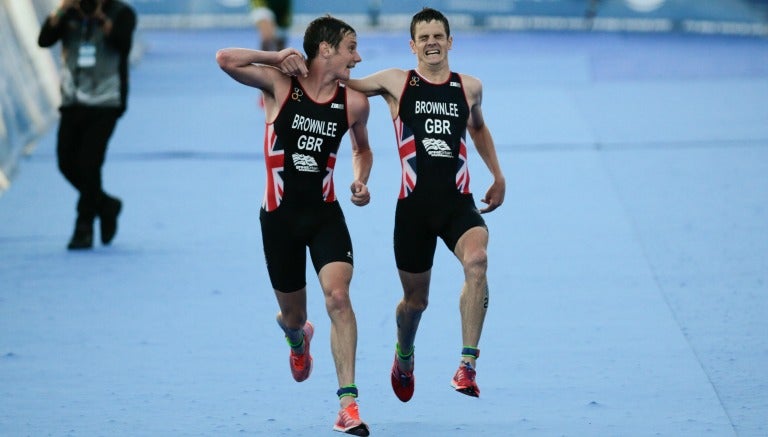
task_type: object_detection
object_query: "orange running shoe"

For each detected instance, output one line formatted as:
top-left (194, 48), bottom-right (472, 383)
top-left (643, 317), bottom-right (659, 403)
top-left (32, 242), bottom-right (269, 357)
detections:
top-left (390, 353), bottom-right (415, 402)
top-left (289, 321), bottom-right (314, 382)
top-left (451, 362), bottom-right (480, 397)
top-left (333, 401), bottom-right (370, 436)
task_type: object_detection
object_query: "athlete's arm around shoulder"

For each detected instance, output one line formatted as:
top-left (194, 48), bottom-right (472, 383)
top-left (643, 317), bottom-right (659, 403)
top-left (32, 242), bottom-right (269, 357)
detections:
top-left (461, 73), bottom-right (506, 214)
top-left (346, 68), bottom-right (409, 115)
top-left (346, 68), bottom-right (407, 96)
top-left (346, 87), bottom-right (373, 207)
top-left (216, 47), bottom-right (303, 99)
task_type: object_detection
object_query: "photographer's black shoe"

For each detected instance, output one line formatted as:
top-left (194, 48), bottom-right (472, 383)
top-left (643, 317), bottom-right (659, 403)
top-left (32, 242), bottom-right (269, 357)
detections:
top-left (100, 197), bottom-right (122, 245)
top-left (67, 225), bottom-right (93, 250)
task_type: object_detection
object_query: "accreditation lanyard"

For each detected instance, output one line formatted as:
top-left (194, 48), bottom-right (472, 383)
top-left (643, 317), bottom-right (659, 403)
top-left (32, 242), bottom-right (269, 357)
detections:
top-left (77, 19), bottom-right (98, 68)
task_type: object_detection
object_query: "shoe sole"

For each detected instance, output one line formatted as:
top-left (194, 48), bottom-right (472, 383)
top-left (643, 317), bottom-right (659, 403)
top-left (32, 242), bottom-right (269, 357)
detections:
top-left (67, 243), bottom-right (93, 250)
top-left (454, 386), bottom-right (480, 397)
top-left (451, 380), bottom-right (480, 397)
top-left (67, 235), bottom-right (94, 250)
top-left (333, 423), bottom-right (370, 436)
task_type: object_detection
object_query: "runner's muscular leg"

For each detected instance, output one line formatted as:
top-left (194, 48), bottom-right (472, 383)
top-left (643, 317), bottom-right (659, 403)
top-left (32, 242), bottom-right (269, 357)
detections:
top-left (275, 287), bottom-right (308, 347)
top-left (318, 261), bottom-right (358, 406)
top-left (453, 226), bottom-right (489, 367)
top-left (395, 269), bottom-right (431, 371)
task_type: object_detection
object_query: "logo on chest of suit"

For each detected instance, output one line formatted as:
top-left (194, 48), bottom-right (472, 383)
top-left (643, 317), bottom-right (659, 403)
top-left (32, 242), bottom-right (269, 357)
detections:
top-left (291, 87), bottom-right (303, 102)
top-left (292, 153), bottom-right (320, 172)
top-left (422, 138), bottom-right (453, 158)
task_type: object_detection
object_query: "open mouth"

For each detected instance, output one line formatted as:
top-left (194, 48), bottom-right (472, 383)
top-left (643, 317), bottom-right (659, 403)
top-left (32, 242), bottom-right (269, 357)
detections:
top-left (426, 49), bottom-right (440, 55)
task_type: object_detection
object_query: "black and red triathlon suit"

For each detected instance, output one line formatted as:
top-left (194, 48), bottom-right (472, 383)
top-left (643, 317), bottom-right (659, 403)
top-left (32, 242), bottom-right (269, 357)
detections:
top-left (393, 69), bottom-right (486, 273)
top-left (260, 77), bottom-right (353, 292)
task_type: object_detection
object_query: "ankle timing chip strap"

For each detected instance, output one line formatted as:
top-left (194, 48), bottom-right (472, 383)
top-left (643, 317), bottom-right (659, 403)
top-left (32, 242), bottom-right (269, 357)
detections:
top-left (283, 326), bottom-right (305, 348)
top-left (337, 384), bottom-right (358, 399)
top-left (396, 343), bottom-right (414, 360)
top-left (285, 336), bottom-right (303, 348)
top-left (461, 346), bottom-right (480, 359)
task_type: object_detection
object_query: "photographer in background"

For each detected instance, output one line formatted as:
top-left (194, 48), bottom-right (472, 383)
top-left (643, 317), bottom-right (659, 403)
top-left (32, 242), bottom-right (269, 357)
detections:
top-left (249, 0), bottom-right (292, 52)
top-left (38, 0), bottom-right (136, 250)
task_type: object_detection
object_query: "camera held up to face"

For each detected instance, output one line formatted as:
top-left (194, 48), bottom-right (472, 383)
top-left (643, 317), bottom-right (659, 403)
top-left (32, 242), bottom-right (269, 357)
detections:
top-left (78, 0), bottom-right (101, 16)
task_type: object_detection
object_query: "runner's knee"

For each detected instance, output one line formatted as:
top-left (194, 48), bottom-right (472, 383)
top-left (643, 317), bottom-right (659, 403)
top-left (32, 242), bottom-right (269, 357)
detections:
top-left (463, 247), bottom-right (488, 280)
top-left (325, 288), bottom-right (353, 316)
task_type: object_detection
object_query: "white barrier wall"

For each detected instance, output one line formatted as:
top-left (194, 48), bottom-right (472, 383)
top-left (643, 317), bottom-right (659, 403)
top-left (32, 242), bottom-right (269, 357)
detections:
top-left (0, 0), bottom-right (59, 193)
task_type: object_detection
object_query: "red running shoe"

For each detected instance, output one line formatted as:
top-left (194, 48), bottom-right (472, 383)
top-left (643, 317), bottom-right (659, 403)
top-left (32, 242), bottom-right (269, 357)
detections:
top-left (390, 353), bottom-right (415, 402)
top-left (289, 321), bottom-right (313, 382)
top-left (451, 362), bottom-right (480, 397)
top-left (333, 401), bottom-right (370, 436)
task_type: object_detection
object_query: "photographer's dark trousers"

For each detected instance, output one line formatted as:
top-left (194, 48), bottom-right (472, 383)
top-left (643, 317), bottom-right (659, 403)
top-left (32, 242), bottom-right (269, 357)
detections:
top-left (57, 106), bottom-right (121, 228)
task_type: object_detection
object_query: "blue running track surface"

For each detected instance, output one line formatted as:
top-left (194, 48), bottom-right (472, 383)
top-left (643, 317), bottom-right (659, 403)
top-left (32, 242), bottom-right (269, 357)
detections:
top-left (1, 29), bottom-right (767, 436)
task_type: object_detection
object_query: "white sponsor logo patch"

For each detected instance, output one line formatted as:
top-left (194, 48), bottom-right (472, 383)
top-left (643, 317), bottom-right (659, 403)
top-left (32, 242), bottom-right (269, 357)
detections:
top-left (422, 138), bottom-right (453, 158)
top-left (292, 153), bottom-right (320, 172)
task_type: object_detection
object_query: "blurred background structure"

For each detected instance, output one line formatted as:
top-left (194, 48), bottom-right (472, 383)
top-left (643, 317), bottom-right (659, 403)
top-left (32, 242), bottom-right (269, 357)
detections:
top-left (2, 0), bottom-right (767, 192)
top-left (130, 0), bottom-right (768, 34)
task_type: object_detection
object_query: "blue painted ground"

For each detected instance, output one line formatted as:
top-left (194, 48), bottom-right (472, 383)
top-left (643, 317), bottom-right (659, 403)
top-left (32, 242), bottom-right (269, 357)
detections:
top-left (1, 29), bottom-right (767, 436)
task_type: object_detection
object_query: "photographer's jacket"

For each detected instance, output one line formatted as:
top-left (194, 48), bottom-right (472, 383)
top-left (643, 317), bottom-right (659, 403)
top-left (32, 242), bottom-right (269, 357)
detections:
top-left (38, 0), bottom-right (136, 114)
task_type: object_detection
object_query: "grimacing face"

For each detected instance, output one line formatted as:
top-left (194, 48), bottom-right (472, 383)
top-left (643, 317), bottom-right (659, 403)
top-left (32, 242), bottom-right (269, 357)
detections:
top-left (410, 20), bottom-right (453, 65)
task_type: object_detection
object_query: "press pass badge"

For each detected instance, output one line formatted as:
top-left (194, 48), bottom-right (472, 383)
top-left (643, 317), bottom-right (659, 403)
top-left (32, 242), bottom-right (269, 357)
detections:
top-left (78, 43), bottom-right (96, 68)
